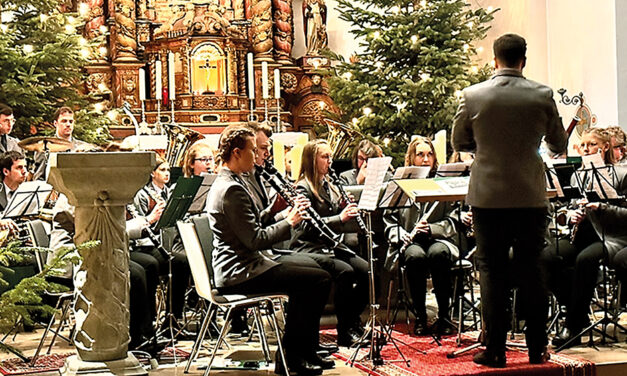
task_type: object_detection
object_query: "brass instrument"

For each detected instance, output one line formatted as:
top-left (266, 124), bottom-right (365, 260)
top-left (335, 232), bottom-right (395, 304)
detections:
top-left (163, 123), bottom-right (205, 167)
top-left (323, 119), bottom-right (362, 159)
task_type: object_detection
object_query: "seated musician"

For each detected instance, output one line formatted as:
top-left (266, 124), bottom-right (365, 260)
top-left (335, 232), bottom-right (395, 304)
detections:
top-left (291, 139), bottom-right (369, 347)
top-left (0, 103), bottom-right (23, 153)
top-left (383, 136), bottom-right (459, 335)
top-left (545, 127), bottom-right (627, 348)
top-left (206, 125), bottom-right (332, 375)
top-left (0, 151), bottom-right (27, 232)
top-left (607, 126), bottom-right (627, 165)
top-left (49, 193), bottom-right (163, 354)
top-left (33, 107), bottom-right (94, 180)
top-left (132, 155), bottom-right (190, 322)
top-left (183, 140), bottom-right (216, 177)
top-left (339, 139), bottom-right (386, 186)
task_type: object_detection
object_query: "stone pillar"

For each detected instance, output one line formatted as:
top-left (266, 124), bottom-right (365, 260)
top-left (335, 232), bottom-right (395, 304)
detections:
top-left (48, 152), bottom-right (155, 376)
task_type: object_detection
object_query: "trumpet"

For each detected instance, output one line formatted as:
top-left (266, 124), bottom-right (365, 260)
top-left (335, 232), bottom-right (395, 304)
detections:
top-left (256, 164), bottom-right (343, 250)
top-left (327, 167), bottom-right (369, 234)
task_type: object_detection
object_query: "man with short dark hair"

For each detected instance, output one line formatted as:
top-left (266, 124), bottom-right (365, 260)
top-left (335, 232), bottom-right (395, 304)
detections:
top-left (0, 151), bottom-right (27, 212)
top-left (452, 33), bottom-right (568, 367)
top-left (0, 103), bottom-right (23, 153)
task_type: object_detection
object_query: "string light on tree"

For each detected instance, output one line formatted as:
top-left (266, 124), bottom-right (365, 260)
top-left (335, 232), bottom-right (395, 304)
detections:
top-left (375, 61), bottom-right (384, 69)
top-left (23, 45), bottom-right (33, 54)
top-left (67, 16), bottom-right (76, 25)
top-left (471, 66), bottom-right (479, 74)
top-left (463, 43), bottom-right (470, 52)
top-left (383, 138), bottom-right (391, 147)
top-left (0, 24), bottom-right (7, 33)
top-left (40, 14), bottom-right (48, 22)
top-left (80, 48), bottom-right (90, 58)
top-left (362, 107), bottom-right (373, 116)
top-left (94, 102), bottom-right (105, 112)
top-left (65, 24), bottom-right (75, 34)
top-left (411, 35), bottom-right (418, 43)
top-left (455, 90), bottom-right (462, 99)
top-left (352, 118), bottom-right (359, 125)
top-left (342, 72), bottom-right (352, 80)
top-left (420, 0), bottom-right (427, 7)
top-left (420, 72), bottom-right (431, 81)
top-left (391, 6), bottom-right (400, 14)
top-left (79, 37), bottom-right (87, 46)
top-left (373, 31), bottom-right (381, 39)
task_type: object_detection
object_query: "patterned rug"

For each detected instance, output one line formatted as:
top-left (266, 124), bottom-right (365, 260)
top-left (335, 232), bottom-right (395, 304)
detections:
top-left (321, 329), bottom-right (595, 376)
top-left (0, 353), bottom-right (72, 375)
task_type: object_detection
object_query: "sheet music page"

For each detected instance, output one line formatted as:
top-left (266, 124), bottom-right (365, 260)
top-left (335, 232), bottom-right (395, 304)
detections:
top-left (358, 157), bottom-right (392, 211)
top-left (544, 159), bottom-right (564, 198)
top-left (436, 162), bottom-right (471, 177)
top-left (581, 154), bottom-right (618, 199)
top-left (434, 176), bottom-right (470, 196)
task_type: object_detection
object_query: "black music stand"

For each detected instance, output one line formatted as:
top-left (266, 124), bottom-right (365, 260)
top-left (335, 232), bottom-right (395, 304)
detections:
top-left (187, 174), bottom-right (218, 215)
top-left (2, 181), bottom-right (53, 219)
top-left (555, 163), bottom-right (627, 351)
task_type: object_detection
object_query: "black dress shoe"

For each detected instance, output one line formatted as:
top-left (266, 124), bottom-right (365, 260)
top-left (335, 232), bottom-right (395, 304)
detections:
top-left (473, 350), bottom-right (506, 368)
top-left (307, 353), bottom-right (335, 370)
top-left (529, 346), bottom-right (550, 364)
top-left (275, 357), bottom-right (323, 376)
top-left (413, 319), bottom-right (429, 336)
top-left (317, 342), bottom-right (339, 357)
top-left (338, 329), bottom-right (364, 347)
top-left (433, 317), bottom-right (455, 335)
top-left (552, 328), bottom-right (582, 349)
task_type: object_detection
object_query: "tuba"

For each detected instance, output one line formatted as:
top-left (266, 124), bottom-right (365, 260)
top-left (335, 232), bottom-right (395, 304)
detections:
top-left (323, 118), bottom-right (362, 159)
top-left (163, 123), bottom-right (205, 167)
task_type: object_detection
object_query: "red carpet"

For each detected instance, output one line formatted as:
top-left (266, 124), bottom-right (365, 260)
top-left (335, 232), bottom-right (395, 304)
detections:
top-left (321, 329), bottom-right (595, 376)
top-left (0, 353), bottom-right (72, 375)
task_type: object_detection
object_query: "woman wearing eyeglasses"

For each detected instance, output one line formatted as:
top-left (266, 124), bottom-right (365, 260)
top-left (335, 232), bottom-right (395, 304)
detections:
top-left (183, 140), bottom-right (216, 177)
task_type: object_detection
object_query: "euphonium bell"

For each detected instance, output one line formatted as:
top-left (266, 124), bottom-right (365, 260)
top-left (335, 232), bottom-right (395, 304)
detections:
top-left (323, 119), bottom-right (362, 159)
top-left (163, 123), bottom-right (205, 167)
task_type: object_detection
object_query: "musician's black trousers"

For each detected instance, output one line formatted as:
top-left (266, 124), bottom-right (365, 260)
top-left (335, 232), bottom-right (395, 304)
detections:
top-left (129, 260), bottom-right (153, 347)
top-left (304, 252), bottom-right (369, 335)
top-left (473, 207), bottom-right (549, 355)
top-left (404, 241), bottom-right (453, 321)
top-left (219, 263), bottom-right (331, 360)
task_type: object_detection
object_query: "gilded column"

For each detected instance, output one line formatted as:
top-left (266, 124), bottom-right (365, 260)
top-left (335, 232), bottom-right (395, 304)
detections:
top-left (250, 0), bottom-right (273, 60)
top-left (272, 0), bottom-right (293, 63)
top-left (112, 0), bottom-right (138, 62)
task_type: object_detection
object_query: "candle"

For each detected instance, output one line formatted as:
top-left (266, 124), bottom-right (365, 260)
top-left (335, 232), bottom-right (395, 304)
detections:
top-left (247, 53), bottom-right (255, 100)
top-left (155, 60), bottom-right (162, 100)
top-left (138, 68), bottom-right (146, 101)
top-left (274, 69), bottom-right (281, 99)
top-left (168, 52), bottom-right (175, 101)
top-left (261, 61), bottom-right (269, 99)
top-left (291, 145), bottom-right (303, 181)
top-left (273, 140), bottom-right (286, 175)
top-left (433, 129), bottom-right (447, 164)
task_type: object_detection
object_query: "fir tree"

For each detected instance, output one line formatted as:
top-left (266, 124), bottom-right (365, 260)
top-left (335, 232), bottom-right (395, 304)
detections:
top-left (325, 0), bottom-right (496, 163)
top-left (0, 0), bottom-right (112, 144)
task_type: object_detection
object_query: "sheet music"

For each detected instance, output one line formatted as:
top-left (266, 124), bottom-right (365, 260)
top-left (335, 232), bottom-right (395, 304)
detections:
top-left (544, 159), bottom-right (565, 198)
top-left (581, 154), bottom-right (618, 199)
top-left (381, 166), bottom-right (430, 207)
top-left (436, 162), bottom-right (471, 177)
top-left (358, 157), bottom-right (392, 211)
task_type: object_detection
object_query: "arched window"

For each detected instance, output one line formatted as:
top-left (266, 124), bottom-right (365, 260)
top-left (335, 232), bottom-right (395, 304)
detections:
top-left (191, 43), bottom-right (227, 95)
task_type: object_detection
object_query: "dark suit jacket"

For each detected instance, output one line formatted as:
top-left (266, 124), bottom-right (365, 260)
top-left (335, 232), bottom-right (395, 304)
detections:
top-left (290, 178), bottom-right (358, 254)
top-left (0, 135), bottom-right (22, 154)
top-left (206, 167), bottom-right (291, 288)
top-left (33, 138), bottom-right (93, 181)
top-left (452, 68), bottom-right (568, 208)
top-left (0, 183), bottom-right (9, 213)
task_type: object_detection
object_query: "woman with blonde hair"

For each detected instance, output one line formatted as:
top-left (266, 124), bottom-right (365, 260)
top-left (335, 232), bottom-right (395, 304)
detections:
top-left (384, 135), bottom-right (460, 335)
top-left (292, 139), bottom-right (370, 347)
top-left (183, 140), bottom-right (216, 177)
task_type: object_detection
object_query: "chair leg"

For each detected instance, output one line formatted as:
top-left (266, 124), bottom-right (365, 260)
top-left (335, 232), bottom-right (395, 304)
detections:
top-left (253, 306), bottom-right (271, 362)
top-left (46, 298), bottom-right (72, 354)
top-left (185, 303), bottom-right (215, 374)
top-left (267, 301), bottom-right (289, 376)
top-left (203, 307), bottom-right (232, 376)
top-left (30, 308), bottom-right (59, 366)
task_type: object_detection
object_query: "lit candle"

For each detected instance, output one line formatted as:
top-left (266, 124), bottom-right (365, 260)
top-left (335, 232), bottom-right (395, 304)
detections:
top-left (274, 68), bottom-right (281, 99)
top-left (261, 61), bottom-right (269, 99)
top-left (138, 68), bottom-right (146, 101)
top-left (168, 52), bottom-right (175, 101)
top-left (247, 53), bottom-right (255, 100)
top-left (155, 60), bottom-right (162, 100)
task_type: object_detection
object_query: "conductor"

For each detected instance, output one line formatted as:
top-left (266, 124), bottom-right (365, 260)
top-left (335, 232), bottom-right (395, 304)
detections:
top-left (452, 33), bottom-right (567, 367)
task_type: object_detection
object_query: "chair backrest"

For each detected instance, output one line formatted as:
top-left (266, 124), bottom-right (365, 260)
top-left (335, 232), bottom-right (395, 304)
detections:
top-left (26, 220), bottom-right (50, 272)
top-left (190, 215), bottom-right (214, 275)
top-left (177, 221), bottom-right (214, 302)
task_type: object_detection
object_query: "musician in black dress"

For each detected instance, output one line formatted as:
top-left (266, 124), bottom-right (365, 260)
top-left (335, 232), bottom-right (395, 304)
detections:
top-left (384, 136), bottom-right (458, 335)
top-left (207, 126), bottom-right (331, 375)
top-left (291, 139), bottom-right (369, 347)
top-left (132, 156), bottom-right (190, 321)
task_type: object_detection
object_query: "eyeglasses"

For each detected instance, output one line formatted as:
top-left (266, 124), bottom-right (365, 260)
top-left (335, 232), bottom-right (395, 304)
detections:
top-left (194, 157), bottom-right (214, 163)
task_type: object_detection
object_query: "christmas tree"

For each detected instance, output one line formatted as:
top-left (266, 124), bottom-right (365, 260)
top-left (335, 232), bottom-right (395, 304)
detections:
top-left (325, 0), bottom-right (496, 163)
top-left (0, 0), bottom-right (112, 144)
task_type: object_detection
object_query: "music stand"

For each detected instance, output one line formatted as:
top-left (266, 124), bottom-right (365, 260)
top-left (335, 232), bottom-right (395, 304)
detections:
top-left (187, 174), bottom-right (218, 215)
top-left (2, 181), bottom-right (53, 219)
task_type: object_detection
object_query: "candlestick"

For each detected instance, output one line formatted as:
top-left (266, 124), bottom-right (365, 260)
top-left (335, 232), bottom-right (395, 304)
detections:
top-left (261, 61), bottom-right (269, 99)
top-left (155, 60), bottom-right (162, 100)
top-left (168, 52), bottom-right (175, 101)
top-left (274, 68), bottom-right (281, 132)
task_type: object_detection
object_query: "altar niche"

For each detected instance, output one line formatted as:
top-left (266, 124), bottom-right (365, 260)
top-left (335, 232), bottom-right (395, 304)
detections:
top-left (191, 43), bottom-right (228, 96)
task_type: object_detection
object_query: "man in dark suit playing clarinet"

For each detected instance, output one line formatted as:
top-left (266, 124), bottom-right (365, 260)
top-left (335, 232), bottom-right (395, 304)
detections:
top-left (452, 33), bottom-right (568, 367)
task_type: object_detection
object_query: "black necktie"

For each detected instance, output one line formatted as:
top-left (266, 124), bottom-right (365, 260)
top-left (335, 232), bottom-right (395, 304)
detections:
top-left (1, 135), bottom-right (7, 151)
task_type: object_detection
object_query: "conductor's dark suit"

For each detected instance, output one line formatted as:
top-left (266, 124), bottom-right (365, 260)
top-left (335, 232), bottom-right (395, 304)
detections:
top-left (206, 167), bottom-right (330, 360)
top-left (452, 68), bottom-right (568, 355)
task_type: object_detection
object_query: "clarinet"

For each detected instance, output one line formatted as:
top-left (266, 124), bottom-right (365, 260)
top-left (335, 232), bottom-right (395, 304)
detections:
top-left (327, 167), bottom-right (369, 234)
top-left (127, 193), bottom-right (173, 260)
top-left (257, 164), bottom-right (342, 249)
top-left (399, 201), bottom-right (440, 254)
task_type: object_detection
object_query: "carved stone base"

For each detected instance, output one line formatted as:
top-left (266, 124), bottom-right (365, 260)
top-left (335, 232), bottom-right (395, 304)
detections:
top-left (60, 354), bottom-right (147, 376)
